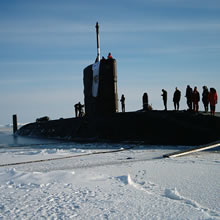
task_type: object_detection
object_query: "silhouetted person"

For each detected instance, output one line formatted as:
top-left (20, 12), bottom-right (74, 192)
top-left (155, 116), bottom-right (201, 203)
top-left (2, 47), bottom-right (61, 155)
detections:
top-left (142, 92), bottom-right (148, 110)
top-left (185, 85), bottom-right (193, 111)
top-left (161, 89), bottom-right (167, 111)
top-left (209, 88), bottom-right (218, 116)
top-left (202, 86), bottom-right (209, 113)
top-left (108, 52), bottom-right (113, 59)
top-left (78, 102), bottom-right (84, 117)
top-left (120, 94), bottom-right (125, 112)
top-left (173, 87), bottom-right (181, 111)
top-left (192, 87), bottom-right (200, 112)
top-left (74, 103), bottom-right (79, 117)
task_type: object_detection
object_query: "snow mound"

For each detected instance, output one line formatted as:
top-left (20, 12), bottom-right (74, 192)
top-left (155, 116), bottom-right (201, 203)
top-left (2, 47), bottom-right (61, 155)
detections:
top-left (164, 188), bottom-right (183, 200)
top-left (127, 174), bottom-right (152, 194)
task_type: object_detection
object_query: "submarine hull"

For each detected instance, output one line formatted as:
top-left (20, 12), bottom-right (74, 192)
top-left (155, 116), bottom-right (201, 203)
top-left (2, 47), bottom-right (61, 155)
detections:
top-left (17, 111), bottom-right (220, 145)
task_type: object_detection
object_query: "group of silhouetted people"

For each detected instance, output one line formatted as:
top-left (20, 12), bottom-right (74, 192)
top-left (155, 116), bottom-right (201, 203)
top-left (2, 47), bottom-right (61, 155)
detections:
top-left (162, 86), bottom-right (218, 115)
top-left (169, 85), bottom-right (218, 115)
top-left (119, 86), bottom-right (218, 116)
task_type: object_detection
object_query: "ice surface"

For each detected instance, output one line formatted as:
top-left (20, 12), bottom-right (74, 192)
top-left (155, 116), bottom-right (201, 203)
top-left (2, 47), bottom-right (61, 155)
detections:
top-left (0, 129), bottom-right (220, 219)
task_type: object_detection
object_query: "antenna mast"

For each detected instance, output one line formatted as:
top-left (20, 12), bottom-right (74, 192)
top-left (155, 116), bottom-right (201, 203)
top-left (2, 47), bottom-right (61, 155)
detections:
top-left (95, 22), bottom-right (100, 62)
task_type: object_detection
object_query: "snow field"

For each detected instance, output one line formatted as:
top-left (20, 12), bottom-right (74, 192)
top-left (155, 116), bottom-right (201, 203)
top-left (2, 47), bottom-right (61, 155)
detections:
top-left (0, 145), bottom-right (220, 219)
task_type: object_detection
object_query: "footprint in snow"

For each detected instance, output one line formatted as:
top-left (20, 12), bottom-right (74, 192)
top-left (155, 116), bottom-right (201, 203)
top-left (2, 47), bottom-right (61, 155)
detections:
top-left (115, 175), bottom-right (128, 185)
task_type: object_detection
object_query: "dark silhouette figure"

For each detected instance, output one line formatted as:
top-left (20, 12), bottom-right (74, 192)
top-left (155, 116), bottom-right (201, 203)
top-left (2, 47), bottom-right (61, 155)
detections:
top-left (161, 89), bottom-right (167, 111)
top-left (75, 102), bottom-right (84, 117)
top-left (185, 85), bottom-right (193, 111)
top-left (173, 87), bottom-right (181, 111)
top-left (74, 103), bottom-right (79, 117)
top-left (202, 86), bottom-right (209, 113)
top-left (192, 87), bottom-right (200, 112)
top-left (108, 52), bottom-right (113, 59)
top-left (120, 94), bottom-right (125, 112)
top-left (209, 88), bottom-right (218, 116)
top-left (78, 102), bottom-right (84, 117)
top-left (142, 93), bottom-right (149, 110)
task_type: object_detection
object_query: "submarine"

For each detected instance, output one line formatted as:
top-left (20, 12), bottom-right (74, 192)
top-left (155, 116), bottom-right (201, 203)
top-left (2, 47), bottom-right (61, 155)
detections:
top-left (17, 23), bottom-right (220, 146)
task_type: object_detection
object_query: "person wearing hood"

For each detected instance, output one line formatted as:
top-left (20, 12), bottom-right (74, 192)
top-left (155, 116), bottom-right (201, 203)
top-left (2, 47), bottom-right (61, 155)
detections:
top-left (192, 87), bottom-right (200, 112)
top-left (161, 89), bottom-right (167, 111)
top-left (173, 87), bottom-right (181, 111)
top-left (185, 85), bottom-right (193, 111)
top-left (209, 88), bottom-right (218, 116)
top-left (202, 86), bottom-right (209, 113)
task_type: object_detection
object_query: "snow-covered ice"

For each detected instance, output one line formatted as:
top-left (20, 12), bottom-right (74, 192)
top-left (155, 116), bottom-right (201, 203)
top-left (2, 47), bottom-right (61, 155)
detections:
top-left (0, 127), bottom-right (220, 219)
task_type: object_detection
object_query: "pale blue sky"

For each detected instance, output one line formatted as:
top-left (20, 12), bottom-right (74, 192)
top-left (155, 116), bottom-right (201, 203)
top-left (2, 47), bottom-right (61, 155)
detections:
top-left (1, 0), bottom-right (220, 124)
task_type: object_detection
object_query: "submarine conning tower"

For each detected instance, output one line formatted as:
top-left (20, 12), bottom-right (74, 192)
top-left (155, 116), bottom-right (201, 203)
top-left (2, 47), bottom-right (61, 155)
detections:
top-left (83, 58), bottom-right (118, 117)
top-left (83, 22), bottom-right (118, 117)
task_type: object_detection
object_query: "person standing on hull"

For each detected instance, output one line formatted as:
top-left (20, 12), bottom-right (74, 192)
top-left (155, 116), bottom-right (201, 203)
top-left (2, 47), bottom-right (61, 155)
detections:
top-left (173, 87), bottom-right (181, 111)
top-left (161, 89), bottom-right (167, 111)
top-left (202, 86), bottom-right (209, 113)
top-left (185, 85), bottom-right (193, 111)
top-left (192, 86), bottom-right (200, 112)
top-left (209, 88), bottom-right (218, 116)
top-left (142, 92), bottom-right (149, 110)
top-left (120, 94), bottom-right (125, 112)
top-left (107, 52), bottom-right (113, 59)
top-left (74, 103), bottom-right (79, 117)
top-left (78, 102), bottom-right (85, 117)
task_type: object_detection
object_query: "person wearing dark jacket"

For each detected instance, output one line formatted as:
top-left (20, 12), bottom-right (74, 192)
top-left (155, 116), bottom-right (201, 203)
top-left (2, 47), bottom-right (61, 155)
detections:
top-left (185, 85), bottom-right (193, 111)
top-left (209, 88), bottom-right (218, 116)
top-left (74, 103), bottom-right (79, 117)
top-left (173, 87), bottom-right (181, 111)
top-left (202, 86), bottom-right (209, 113)
top-left (192, 86), bottom-right (200, 112)
top-left (161, 89), bottom-right (167, 111)
top-left (120, 94), bottom-right (125, 112)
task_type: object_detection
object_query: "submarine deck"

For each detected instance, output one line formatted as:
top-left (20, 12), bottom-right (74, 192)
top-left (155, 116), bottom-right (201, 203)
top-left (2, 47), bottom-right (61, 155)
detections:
top-left (17, 110), bottom-right (220, 146)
